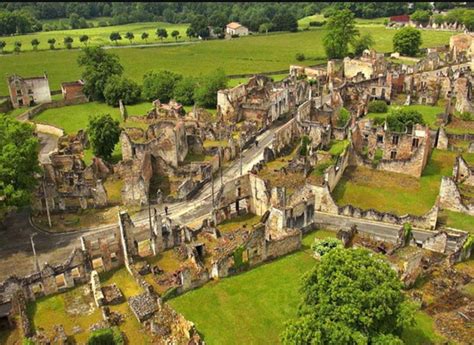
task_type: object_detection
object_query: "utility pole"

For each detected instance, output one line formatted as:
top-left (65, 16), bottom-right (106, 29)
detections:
top-left (42, 175), bottom-right (51, 229)
top-left (30, 233), bottom-right (40, 272)
top-left (211, 173), bottom-right (215, 208)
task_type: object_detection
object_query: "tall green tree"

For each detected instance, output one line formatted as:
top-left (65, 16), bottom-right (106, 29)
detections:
top-left (141, 32), bottom-right (149, 43)
top-left (0, 40), bottom-right (5, 53)
top-left (156, 28), bottom-right (168, 41)
top-left (186, 14), bottom-right (209, 39)
top-left (31, 38), bottom-right (40, 51)
top-left (79, 34), bottom-right (89, 46)
top-left (173, 76), bottom-right (197, 105)
top-left (171, 30), bottom-right (180, 41)
top-left (0, 115), bottom-right (40, 220)
top-left (281, 248), bottom-right (414, 344)
top-left (13, 41), bottom-right (21, 53)
top-left (194, 69), bottom-right (228, 108)
top-left (109, 32), bottom-right (122, 45)
top-left (323, 9), bottom-right (359, 59)
top-left (352, 33), bottom-right (374, 56)
top-left (77, 46), bottom-right (124, 101)
top-left (64, 36), bottom-right (73, 49)
top-left (47, 38), bottom-right (56, 50)
top-left (411, 10), bottom-right (431, 26)
top-left (87, 114), bottom-right (121, 160)
top-left (393, 27), bottom-right (422, 56)
top-left (125, 32), bottom-right (134, 44)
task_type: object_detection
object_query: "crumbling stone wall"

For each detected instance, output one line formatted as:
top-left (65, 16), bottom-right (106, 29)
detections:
top-left (453, 155), bottom-right (474, 186)
top-left (439, 176), bottom-right (474, 216)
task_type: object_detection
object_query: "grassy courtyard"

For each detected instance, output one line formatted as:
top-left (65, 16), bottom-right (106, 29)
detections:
top-left (332, 150), bottom-right (470, 217)
top-left (169, 230), bottom-right (326, 345)
top-left (0, 26), bottom-right (455, 96)
top-left (169, 229), bottom-right (444, 344)
top-left (366, 104), bottom-right (445, 129)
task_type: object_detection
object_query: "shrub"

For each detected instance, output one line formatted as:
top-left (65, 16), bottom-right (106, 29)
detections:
top-left (337, 108), bottom-right (350, 127)
top-left (311, 238), bottom-right (342, 258)
top-left (295, 52), bottom-right (305, 61)
top-left (386, 108), bottom-right (424, 132)
top-left (142, 70), bottom-right (182, 102)
top-left (194, 69), bottom-right (228, 108)
top-left (299, 135), bottom-right (311, 156)
top-left (231, 34), bottom-right (239, 38)
top-left (87, 327), bottom-right (123, 345)
top-left (309, 20), bottom-right (326, 27)
top-left (460, 112), bottom-right (473, 121)
top-left (173, 76), bottom-right (197, 106)
top-left (368, 100), bottom-right (388, 113)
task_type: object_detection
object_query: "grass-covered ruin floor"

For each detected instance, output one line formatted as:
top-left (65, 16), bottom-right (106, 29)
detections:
top-left (332, 150), bottom-right (474, 221)
top-left (366, 104), bottom-right (445, 129)
top-left (169, 229), bottom-right (446, 344)
top-left (25, 267), bottom-right (150, 343)
top-left (217, 213), bottom-right (262, 234)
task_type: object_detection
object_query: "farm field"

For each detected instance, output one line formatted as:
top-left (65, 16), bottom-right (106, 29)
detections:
top-left (0, 26), bottom-right (455, 96)
top-left (332, 150), bottom-right (474, 221)
top-left (366, 104), bottom-right (445, 129)
top-left (0, 21), bottom-right (190, 53)
top-left (170, 229), bottom-right (444, 344)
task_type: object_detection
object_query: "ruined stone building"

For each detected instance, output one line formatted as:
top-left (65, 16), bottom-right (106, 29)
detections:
top-left (7, 74), bottom-right (51, 108)
top-left (351, 119), bottom-right (431, 177)
top-left (146, 99), bottom-right (185, 119)
top-left (449, 33), bottom-right (474, 62)
top-left (60, 80), bottom-right (85, 101)
top-left (343, 49), bottom-right (388, 80)
top-left (217, 75), bottom-right (308, 128)
top-left (33, 131), bottom-right (110, 212)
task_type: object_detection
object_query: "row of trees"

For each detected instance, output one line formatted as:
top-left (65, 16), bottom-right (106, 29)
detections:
top-left (0, 36), bottom-right (86, 53)
top-left (108, 28), bottom-right (181, 45)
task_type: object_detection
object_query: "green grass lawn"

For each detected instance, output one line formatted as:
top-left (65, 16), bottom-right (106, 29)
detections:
top-left (401, 309), bottom-right (446, 344)
top-left (169, 231), bottom-right (323, 345)
top-left (33, 100), bottom-right (152, 133)
top-left (217, 213), bottom-right (261, 233)
top-left (366, 104), bottom-right (445, 129)
top-left (332, 150), bottom-right (462, 216)
top-left (438, 210), bottom-right (474, 233)
top-left (0, 21), bottom-right (190, 53)
top-left (0, 26), bottom-right (455, 95)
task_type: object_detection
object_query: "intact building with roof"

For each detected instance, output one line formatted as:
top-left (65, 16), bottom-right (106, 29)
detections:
top-left (226, 22), bottom-right (249, 36)
top-left (7, 73), bottom-right (51, 108)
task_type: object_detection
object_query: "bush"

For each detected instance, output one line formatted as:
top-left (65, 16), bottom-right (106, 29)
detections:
top-left (368, 100), bottom-right (388, 113)
top-left (173, 76), bottom-right (197, 106)
top-left (393, 27), bottom-right (422, 57)
top-left (386, 108), bottom-right (424, 132)
top-left (311, 238), bottom-right (342, 257)
top-left (231, 34), bottom-right (239, 38)
top-left (87, 327), bottom-right (124, 345)
top-left (337, 108), bottom-right (350, 127)
top-left (295, 52), bottom-right (305, 61)
top-left (87, 114), bottom-right (121, 160)
top-left (460, 112), bottom-right (473, 121)
top-left (103, 75), bottom-right (141, 106)
top-left (309, 20), bottom-right (326, 27)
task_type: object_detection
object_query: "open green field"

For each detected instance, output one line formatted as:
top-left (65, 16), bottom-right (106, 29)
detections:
top-left (367, 104), bottom-right (445, 129)
top-left (438, 210), bottom-right (474, 233)
top-left (0, 26), bottom-right (455, 96)
top-left (333, 150), bottom-right (474, 218)
top-left (0, 21), bottom-right (190, 53)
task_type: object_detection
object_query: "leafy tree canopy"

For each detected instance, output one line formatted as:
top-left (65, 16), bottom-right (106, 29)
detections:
top-left (77, 46), bottom-right (124, 101)
top-left (281, 248), bottom-right (414, 345)
top-left (142, 70), bottom-right (182, 102)
top-left (103, 75), bottom-right (141, 106)
top-left (323, 9), bottom-right (359, 59)
top-left (87, 114), bottom-right (121, 161)
top-left (194, 69), bottom-right (228, 108)
top-left (393, 27), bottom-right (422, 57)
top-left (0, 116), bottom-right (40, 219)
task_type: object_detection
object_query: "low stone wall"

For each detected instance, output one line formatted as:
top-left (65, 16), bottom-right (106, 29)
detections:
top-left (265, 230), bottom-right (302, 259)
top-left (446, 132), bottom-right (474, 142)
top-left (18, 96), bottom-right (89, 121)
top-left (35, 123), bottom-right (64, 137)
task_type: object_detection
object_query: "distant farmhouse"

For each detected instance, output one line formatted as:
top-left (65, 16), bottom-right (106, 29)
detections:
top-left (226, 22), bottom-right (249, 37)
top-left (7, 74), bottom-right (51, 108)
top-left (389, 14), bottom-right (411, 26)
